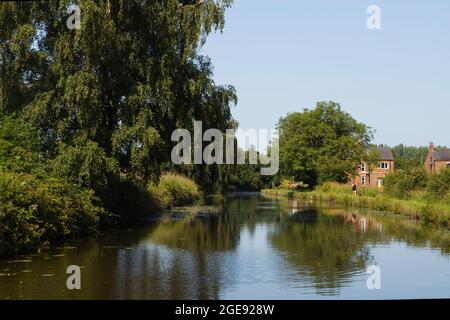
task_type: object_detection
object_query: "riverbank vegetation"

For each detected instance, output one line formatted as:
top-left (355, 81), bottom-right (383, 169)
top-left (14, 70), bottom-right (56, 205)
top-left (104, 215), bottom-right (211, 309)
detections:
top-left (262, 178), bottom-right (450, 229)
top-left (0, 1), bottom-right (234, 255)
top-left (261, 103), bottom-right (450, 228)
top-left (0, 113), bottom-right (203, 254)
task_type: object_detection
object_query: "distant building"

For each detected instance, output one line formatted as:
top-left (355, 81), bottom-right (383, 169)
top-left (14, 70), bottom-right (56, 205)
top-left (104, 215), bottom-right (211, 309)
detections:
top-left (353, 147), bottom-right (395, 188)
top-left (424, 143), bottom-right (450, 173)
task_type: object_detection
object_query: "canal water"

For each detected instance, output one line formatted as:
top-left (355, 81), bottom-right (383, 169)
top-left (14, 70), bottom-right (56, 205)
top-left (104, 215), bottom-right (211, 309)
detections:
top-left (1, 193), bottom-right (450, 299)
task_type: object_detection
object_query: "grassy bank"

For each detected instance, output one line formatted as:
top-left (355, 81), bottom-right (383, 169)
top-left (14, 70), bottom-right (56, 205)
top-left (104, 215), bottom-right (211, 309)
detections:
top-left (262, 183), bottom-right (450, 229)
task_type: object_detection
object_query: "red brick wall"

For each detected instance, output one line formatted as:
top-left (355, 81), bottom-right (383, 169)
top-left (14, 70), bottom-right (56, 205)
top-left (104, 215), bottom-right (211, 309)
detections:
top-left (424, 145), bottom-right (450, 173)
top-left (434, 161), bottom-right (450, 172)
top-left (353, 160), bottom-right (394, 188)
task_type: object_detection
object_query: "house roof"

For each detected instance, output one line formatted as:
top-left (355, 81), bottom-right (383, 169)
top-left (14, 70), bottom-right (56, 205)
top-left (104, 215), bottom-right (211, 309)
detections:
top-left (434, 148), bottom-right (450, 161)
top-left (369, 147), bottom-right (394, 161)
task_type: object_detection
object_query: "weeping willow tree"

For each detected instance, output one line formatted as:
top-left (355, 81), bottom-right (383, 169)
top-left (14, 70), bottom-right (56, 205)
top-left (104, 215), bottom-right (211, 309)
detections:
top-left (0, 1), bottom-right (236, 197)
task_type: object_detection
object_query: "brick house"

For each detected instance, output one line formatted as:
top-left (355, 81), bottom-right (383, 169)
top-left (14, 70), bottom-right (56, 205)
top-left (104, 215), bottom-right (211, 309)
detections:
top-left (424, 143), bottom-right (450, 173)
top-left (353, 147), bottom-right (395, 188)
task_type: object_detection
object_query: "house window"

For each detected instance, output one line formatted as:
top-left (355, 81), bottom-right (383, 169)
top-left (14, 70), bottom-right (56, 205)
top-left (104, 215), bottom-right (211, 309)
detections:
top-left (378, 162), bottom-right (389, 169)
top-left (360, 162), bottom-right (366, 173)
top-left (361, 176), bottom-right (366, 186)
top-left (377, 178), bottom-right (384, 188)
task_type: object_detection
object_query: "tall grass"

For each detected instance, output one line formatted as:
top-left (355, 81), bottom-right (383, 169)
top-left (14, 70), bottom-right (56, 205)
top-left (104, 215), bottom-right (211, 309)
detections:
top-left (147, 172), bottom-right (201, 209)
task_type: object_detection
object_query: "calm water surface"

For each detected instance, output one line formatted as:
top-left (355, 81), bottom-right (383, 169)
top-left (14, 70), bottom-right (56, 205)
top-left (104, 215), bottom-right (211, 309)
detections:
top-left (1, 193), bottom-right (450, 299)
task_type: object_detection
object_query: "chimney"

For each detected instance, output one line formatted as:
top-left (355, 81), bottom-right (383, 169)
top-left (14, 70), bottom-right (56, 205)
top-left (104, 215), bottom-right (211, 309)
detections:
top-left (429, 142), bottom-right (435, 152)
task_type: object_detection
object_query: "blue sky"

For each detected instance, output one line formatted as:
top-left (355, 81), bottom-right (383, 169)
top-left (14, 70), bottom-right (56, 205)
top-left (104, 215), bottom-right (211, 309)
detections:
top-left (200, 0), bottom-right (450, 150)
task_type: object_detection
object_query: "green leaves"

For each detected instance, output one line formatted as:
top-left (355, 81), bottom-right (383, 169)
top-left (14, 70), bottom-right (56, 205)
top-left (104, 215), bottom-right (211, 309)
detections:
top-left (391, 144), bottom-right (429, 170)
top-left (0, 171), bottom-right (107, 255)
top-left (0, 113), bottom-right (41, 173)
top-left (427, 168), bottom-right (450, 200)
top-left (384, 167), bottom-right (428, 199)
top-left (51, 137), bottom-right (119, 194)
top-left (0, 0), bottom-right (236, 193)
top-left (278, 101), bottom-right (373, 186)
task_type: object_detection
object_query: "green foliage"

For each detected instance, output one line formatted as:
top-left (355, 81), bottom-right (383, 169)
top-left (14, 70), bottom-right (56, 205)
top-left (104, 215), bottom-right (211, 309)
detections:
top-left (146, 172), bottom-right (201, 209)
top-left (0, 114), bottom-right (109, 254)
top-left (0, 0), bottom-right (236, 191)
top-left (112, 124), bottom-right (162, 181)
top-left (316, 182), bottom-right (351, 195)
top-left (384, 167), bottom-right (428, 199)
top-left (227, 148), bottom-right (272, 191)
top-left (0, 114), bottom-right (41, 173)
top-left (279, 179), bottom-right (308, 190)
top-left (280, 179), bottom-right (295, 190)
top-left (277, 101), bottom-right (373, 187)
top-left (420, 205), bottom-right (435, 224)
top-left (0, 115), bottom-right (110, 254)
top-left (391, 144), bottom-right (428, 170)
top-left (50, 138), bottom-right (119, 195)
top-left (158, 172), bottom-right (201, 206)
top-left (314, 181), bottom-right (378, 198)
top-left (147, 183), bottom-right (174, 210)
top-left (0, 1), bottom-right (236, 254)
top-left (427, 168), bottom-right (450, 200)
top-left (0, 171), bottom-right (107, 255)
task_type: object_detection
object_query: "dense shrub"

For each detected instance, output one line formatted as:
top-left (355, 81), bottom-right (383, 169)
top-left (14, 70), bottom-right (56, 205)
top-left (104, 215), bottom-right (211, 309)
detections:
top-left (147, 183), bottom-right (174, 209)
top-left (0, 114), bottom-right (41, 173)
top-left (427, 168), bottom-right (450, 200)
top-left (47, 138), bottom-right (153, 219)
top-left (0, 115), bottom-right (110, 254)
top-left (384, 167), bottom-right (428, 199)
top-left (0, 114), bottom-right (203, 254)
top-left (156, 173), bottom-right (201, 207)
top-left (0, 171), bottom-right (107, 255)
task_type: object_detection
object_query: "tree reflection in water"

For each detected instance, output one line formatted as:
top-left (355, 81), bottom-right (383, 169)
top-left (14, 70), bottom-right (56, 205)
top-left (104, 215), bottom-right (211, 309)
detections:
top-left (270, 209), bottom-right (373, 295)
top-left (1, 194), bottom-right (450, 299)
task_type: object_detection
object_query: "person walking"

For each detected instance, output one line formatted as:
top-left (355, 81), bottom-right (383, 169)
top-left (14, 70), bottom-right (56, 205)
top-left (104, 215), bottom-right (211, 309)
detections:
top-left (352, 183), bottom-right (357, 196)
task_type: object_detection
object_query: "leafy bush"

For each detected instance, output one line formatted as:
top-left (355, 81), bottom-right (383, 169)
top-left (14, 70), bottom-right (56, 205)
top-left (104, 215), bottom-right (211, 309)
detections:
top-left (420, 204), bottom-right (437, 224)
top-left (147, 183), bottom-right (174, 209)
top-left (427, 168), bottom-right (450, 200)
top-left (384, 167), bottom-right (428, 199)
top-left (0, 114), bottom-right (41, 173)
top-left (0, 114), bottom-right (203, 254)
top-left (157, 173), bottom-right (201, 206)
top-left (0, 171), bottom-right (107, 255)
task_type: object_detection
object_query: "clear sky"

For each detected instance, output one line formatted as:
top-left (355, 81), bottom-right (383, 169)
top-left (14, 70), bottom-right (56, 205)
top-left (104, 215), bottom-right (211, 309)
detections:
top-left (200, 0), bottom-right (450, 150)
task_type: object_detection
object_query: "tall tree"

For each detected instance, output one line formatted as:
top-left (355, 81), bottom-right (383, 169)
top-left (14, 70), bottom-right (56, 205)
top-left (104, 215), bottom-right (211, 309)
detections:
top-left (0, 0), bottom-right (236, 189)
top-left (391, 144), bottom-right (429, 170)
top-left (277, 101), bottom-right (373, 186)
